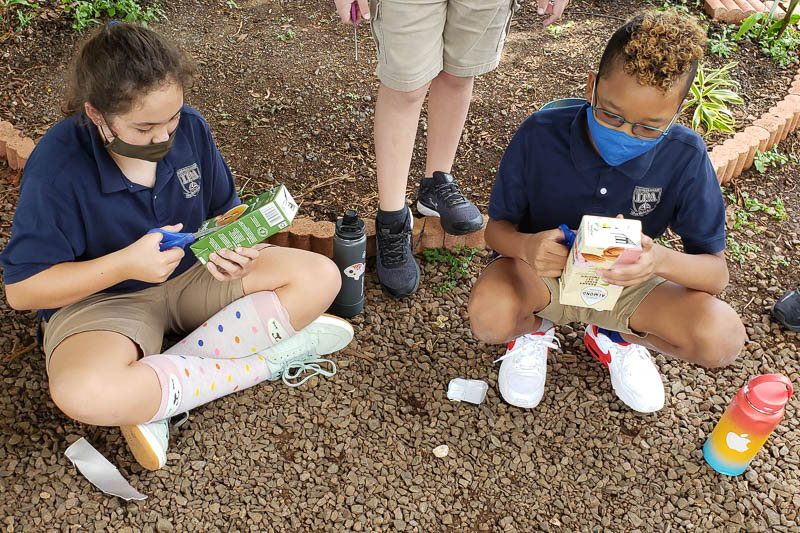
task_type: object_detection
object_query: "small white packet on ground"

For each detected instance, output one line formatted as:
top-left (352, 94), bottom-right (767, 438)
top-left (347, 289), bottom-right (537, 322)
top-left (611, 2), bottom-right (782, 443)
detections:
top-left (65, 438), bottom-right (147, 501)
top-left (447, 378), bottom-right (488, 404)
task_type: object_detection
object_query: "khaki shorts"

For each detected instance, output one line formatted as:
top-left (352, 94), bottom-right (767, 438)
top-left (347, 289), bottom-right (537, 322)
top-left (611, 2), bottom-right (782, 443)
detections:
top-left (369, 0), bottom-right (521, 91)
top-left (537, 276), bottom-right (666, 338)
top-left (484, 255), bottom-right (666, 337)
top-left (42, 262), bottom-right (244, 372)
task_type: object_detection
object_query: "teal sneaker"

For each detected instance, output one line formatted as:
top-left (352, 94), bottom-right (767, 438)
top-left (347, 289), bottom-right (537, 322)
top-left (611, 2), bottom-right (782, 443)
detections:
top-left (121, 418), bottom-right (170, 471)
top-left (262, 314), bottom-right (353, 386)
top-left (120, 413), bottom-right (189, 471)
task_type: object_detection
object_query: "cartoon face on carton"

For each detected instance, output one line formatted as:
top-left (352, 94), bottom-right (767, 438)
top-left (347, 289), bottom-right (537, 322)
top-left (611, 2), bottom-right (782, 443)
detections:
top-left (559, 215), bottom-right (642, 311)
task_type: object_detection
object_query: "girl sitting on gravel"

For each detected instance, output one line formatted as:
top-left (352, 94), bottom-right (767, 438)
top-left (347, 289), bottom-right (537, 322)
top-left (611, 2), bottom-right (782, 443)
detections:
top-left (0, 22), bottom-right (353, 471)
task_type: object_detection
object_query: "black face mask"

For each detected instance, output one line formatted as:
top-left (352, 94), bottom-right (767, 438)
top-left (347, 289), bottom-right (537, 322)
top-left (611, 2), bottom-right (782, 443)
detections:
top-left (99, 116), bottom-right (177, 162)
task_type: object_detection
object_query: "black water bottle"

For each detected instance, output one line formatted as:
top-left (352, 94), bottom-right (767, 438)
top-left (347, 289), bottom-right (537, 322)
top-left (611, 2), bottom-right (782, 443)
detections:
top-left (329, 210), bottom-right (366, 318)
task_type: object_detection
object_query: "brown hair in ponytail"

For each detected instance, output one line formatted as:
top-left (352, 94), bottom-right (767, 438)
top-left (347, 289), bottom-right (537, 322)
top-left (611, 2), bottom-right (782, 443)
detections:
top-left (63, 22), bottom-right (196, 118)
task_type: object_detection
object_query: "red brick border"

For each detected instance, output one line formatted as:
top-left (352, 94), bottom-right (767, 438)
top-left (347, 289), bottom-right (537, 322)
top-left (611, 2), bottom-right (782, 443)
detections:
top-left (704, 0), bottom-right (785, 23)
top-left (3, 61), bottom-right (800, 253)
top-left (0, 121), bottom-right (35, 180)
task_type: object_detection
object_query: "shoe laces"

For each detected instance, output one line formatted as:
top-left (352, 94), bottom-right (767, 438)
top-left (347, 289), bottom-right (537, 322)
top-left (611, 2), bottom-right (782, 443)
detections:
top-left (493, 332), bottom-right (560, 376)
top-left (169, 411), bottom-right (190, 429)
top-left (265, 336), bottom-right (338, 387)
top-left (377, 227), bottom-right (411, 267)
top-left (611, 342), bottom-right (653, 378)
top-left (282, 358), bottom-right (337, 387)
top-left (433, 181), bottom-right (469, 208)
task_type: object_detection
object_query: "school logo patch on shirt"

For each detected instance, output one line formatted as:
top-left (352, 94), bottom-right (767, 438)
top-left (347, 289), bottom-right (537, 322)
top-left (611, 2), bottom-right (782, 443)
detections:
top-left (630, 186), bottom-right (662, 217)
top-left (177, 163), bottom-right (201, 199)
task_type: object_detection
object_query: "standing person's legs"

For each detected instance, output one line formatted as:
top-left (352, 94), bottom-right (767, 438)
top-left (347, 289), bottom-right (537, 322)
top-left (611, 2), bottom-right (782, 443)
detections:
top-left (374, 82), bottom-right (430, 213)
top-left (370, 0), bottom-right (447, 297)
top-left (414, 0), bottom-right (519, 234)
top-left (425, 72), bottom-right (473, 177)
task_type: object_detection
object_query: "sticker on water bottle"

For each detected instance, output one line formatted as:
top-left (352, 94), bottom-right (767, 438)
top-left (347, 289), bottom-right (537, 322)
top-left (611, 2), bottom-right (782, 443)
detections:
top-left (344, 262), bottom-right (365, 281)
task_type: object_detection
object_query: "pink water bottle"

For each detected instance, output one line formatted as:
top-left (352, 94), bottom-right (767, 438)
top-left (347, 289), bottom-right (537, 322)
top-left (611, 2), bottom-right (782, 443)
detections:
top-left (703, 374), bottom-right (793, 476)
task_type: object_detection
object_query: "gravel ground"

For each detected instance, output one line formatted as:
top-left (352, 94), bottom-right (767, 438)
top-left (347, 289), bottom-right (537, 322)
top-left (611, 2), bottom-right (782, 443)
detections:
top-left (1, 249), bottom-right (799, 532)
top-left (1, 0), bottom-right (799, 528)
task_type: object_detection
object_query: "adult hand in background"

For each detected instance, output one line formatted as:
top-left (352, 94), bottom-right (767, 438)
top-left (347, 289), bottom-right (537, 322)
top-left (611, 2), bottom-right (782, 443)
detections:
top-left (537, 0), bottom-right (569, 27)
top-left (334, 0), bottom-right (370, 24)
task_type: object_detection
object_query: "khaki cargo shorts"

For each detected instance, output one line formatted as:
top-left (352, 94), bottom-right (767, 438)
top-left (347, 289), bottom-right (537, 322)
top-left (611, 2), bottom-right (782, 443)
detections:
top-left (537, 276), bottom-right (666, 338)
top-left (369, 0), bottom-right (522, 91)
top-left (484, 254), bottom-right (666, 337)
top-left (42, 262), bottom-right (244, 373)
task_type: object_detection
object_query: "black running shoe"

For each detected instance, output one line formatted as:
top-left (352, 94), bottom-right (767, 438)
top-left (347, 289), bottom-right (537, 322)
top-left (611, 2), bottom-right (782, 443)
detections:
top-left (772, 290), bottom-right (800, 332)
top-left (376, 207), bottom-right (420, 298)
top-left (417, 171), bottom-right (485, 235)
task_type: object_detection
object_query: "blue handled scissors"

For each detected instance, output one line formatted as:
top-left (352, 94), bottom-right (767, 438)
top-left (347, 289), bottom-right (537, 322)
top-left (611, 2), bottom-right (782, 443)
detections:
top-left (148, 226), bottom-right (218, 252)
top-left (558, 223), bottom-right (576, 248)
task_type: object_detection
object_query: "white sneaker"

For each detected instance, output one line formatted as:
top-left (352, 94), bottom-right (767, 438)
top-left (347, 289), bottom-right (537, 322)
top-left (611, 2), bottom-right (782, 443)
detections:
top-left (494, 328), bottom-right (559, 408)
top-left (583, 325), bottom-right (665, 413)
top-left (262, 314), bottom-right (354, 386)
top-left (120, 418), bottom-right (170, 471)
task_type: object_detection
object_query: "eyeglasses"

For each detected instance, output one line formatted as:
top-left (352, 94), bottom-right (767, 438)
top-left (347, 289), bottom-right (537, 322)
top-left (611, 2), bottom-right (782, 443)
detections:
top-left (591, 82), bottom-right (681, 140)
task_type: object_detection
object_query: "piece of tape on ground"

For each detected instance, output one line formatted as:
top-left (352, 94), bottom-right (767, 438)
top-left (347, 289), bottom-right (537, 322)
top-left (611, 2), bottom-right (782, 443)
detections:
top-left (65, 438), bottom-right (147, 501)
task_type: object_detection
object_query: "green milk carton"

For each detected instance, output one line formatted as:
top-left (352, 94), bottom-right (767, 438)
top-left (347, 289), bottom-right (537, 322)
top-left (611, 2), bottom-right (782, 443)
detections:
top-left (190, 184), bottom-right (298, 265)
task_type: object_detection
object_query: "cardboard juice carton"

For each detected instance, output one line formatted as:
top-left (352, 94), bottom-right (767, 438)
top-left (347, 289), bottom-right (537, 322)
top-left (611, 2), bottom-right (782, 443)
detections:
top-left (559, 215), bottom-right (642, 311)
top-left (189, 184), bottom-right (298, 265)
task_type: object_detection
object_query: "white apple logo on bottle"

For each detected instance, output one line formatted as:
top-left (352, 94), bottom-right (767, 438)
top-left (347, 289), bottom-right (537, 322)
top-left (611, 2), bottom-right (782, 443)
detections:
top-left (726, 432), bottom-right (751, 453)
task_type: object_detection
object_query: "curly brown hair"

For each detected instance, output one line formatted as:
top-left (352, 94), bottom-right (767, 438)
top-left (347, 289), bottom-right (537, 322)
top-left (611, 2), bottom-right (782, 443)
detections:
top-left (598, 9), bottom-right (706, 95)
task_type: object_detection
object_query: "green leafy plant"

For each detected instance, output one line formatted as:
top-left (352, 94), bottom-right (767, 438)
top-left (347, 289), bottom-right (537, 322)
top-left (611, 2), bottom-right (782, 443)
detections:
top-left (729, 190), bottom-right (790, 221)
top-left (726, 235), bottom-right (760, 265)
top-left (753, 146), bottom-right (789, 173)
top-left (709, 25), bottom-right (737, 58)
top-left (422, 246), bottom-right (480, 292)
top-left (61, 0), bottom-right (164, 32)
top-left (657, 0), bottom-right (701, 13)
top-left (735, 1), bottom-right (800, 67)
top-left (767, 197), bottom-right (789, 220)
top-left (1, 0), bottom-right (39, 30)
top-left (546, 21), bottom-right (574, 39)
top-left (277, 28), bottom-right (296, 41)
top-left (685, 61), bottom-right (743, 136)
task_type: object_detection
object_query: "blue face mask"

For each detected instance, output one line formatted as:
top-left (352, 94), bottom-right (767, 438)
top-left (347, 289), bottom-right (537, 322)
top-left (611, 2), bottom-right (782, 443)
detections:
top-left (586, 107), bottom-right (664, 166)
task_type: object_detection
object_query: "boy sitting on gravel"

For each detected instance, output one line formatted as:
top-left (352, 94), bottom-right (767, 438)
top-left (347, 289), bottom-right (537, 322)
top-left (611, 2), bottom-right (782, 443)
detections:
top-left (468, 10), bottom-right (746, 413)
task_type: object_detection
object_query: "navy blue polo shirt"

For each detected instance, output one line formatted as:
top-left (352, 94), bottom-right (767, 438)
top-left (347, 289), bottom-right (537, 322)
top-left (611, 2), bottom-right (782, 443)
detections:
top-left (0, 105), bottom-right (239, 320)
top-left (488, 103), bottom-right (726, 255)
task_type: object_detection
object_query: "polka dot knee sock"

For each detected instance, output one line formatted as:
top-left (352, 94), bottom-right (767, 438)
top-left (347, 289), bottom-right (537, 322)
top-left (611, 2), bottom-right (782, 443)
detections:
top-left (140, 350), bottom-right (273, 421)
top-left (165, 291), bottom-right (296, 359)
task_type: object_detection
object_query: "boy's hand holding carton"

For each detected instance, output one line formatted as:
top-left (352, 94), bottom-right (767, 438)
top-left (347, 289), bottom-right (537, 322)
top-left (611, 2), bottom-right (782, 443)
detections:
top-left (559, 215), bottom-right (643, 311)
